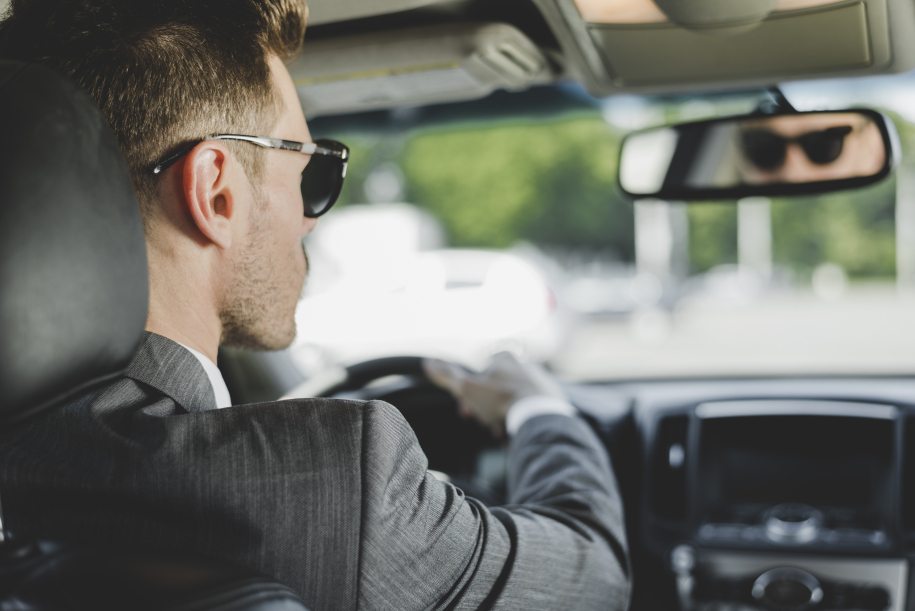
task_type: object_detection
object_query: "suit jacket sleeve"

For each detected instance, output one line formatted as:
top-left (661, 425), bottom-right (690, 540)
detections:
top-left (357, 400), bottom-right (630, 610)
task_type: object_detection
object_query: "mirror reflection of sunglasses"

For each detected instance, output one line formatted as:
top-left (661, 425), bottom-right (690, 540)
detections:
top-left (740, 125), bottom-right (853, 170)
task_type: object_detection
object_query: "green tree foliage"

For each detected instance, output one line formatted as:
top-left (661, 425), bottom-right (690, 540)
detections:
top-left (687, 203), bottom-right (738, 273)
top-left (686, 178), bottom-right (896, 279)
top-left (400, 116), bottom-right (635, 260)
top-left (770, 177), bottom-right (896, 278)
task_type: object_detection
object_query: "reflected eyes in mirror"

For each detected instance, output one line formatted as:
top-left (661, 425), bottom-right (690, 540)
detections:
top-left (741, 126), bottom-right (852, 170)
top-left (617, 109), bottom-right (895, 200)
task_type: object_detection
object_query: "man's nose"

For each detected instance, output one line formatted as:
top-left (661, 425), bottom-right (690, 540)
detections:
top-left (781, 143), bottom-right (816, 182)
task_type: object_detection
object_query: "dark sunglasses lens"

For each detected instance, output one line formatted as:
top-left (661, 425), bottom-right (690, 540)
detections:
top-left (798, 126), bottom-right (851, 165)
top-left (741, 130), bottom-right (786, 170)
top-left (301, 140), bottom-right (348, 218)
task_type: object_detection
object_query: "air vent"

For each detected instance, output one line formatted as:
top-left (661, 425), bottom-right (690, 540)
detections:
top-left (650, 414), bottom-right (689, 520)
top-left (902, 417), bottom-right (915, 532)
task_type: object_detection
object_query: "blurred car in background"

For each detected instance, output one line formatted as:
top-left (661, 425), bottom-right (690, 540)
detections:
top-left (290, 203), bottom-right (564, 374)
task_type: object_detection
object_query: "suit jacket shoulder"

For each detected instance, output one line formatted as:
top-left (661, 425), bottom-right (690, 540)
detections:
top-left (0, 333), bottom-right (630, 610)
top-left (0, 388), bottom-right (369, 606)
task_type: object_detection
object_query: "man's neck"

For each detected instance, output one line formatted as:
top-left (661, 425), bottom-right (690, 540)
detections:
top-left (145, 245), bottom-right (224, 364)
top-left (145, 317), bottom-right (220, 364)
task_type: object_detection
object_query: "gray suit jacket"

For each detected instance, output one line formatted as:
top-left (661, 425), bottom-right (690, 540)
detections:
top-left (0, 332), bottom-right (630, 610)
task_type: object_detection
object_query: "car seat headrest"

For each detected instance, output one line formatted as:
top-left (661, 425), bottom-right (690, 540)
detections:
top-left (0, 61), bottom-right (148, 424)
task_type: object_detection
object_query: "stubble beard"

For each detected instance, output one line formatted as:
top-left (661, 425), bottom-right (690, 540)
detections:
top-left (219, 201), bottom-right (308, 351)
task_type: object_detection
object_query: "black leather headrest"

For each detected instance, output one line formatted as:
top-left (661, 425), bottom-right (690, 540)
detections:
top-left (0, 61), bottom-right (148, 424)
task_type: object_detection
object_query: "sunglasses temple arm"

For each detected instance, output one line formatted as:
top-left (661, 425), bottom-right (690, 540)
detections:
top-left (152, 141), bottom-right (202, 175)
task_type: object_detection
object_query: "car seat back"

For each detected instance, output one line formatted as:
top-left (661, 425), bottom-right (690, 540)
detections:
top-left (0, 60), bottom-right (308, 611)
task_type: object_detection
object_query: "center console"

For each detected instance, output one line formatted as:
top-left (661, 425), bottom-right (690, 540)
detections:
top-left (644, 399), bottom-right (908, 611)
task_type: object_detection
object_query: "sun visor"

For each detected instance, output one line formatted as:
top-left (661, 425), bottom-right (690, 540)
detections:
top-left (532, 0), bottom-right (891, 93)
top-left (593, 2), bottom-right (876, 86)
top-left (290, 23), bottom-right (552, 117)
top-left (306, 0), bottom-right (449, 26)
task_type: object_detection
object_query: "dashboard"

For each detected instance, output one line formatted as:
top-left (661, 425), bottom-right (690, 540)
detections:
top-left (284, 363), bottom-right (915, 611)
top-left (568, 377), bottom-right (915, 611)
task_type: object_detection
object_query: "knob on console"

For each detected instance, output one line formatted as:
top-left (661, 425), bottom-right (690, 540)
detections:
top-left (669, 543), bottom-right (696, 575)
top-left (764, 503), bottom-right (823, 545)
top-left (751, 568), bottom-right (824, 611)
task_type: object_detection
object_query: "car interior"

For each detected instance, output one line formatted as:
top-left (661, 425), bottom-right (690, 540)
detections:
top-left (4, 0), bottom-right (915, 609)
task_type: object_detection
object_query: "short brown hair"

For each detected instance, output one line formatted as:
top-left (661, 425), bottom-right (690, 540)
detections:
top-left (0, 0), bottom-right (308, 217)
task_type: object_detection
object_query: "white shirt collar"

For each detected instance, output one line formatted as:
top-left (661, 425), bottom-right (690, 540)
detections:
top-left (176, 342), bottom-right (233, 409)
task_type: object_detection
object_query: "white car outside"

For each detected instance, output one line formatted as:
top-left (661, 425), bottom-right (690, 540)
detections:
top-left (291, 204), bottom-right (562, 374)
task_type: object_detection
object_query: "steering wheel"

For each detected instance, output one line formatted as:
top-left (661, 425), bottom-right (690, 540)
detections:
top-left (297, 357), bottom-right (507, 505)
top-left (310, 356), bottom-right (431, 397)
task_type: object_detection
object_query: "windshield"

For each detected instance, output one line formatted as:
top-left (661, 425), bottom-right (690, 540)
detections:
top-left (293, 75), bottom-right (915, 381)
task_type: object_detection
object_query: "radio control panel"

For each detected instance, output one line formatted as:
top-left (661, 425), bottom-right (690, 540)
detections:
top-left (698, 502), bottom-right (888, 551)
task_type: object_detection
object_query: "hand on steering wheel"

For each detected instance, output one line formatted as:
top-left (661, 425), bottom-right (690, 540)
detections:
top-left (423, 352), bottom-right (565, 436)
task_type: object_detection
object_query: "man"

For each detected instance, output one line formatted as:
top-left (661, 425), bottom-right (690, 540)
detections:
top-left (0, 1), bottom-right (630, 609)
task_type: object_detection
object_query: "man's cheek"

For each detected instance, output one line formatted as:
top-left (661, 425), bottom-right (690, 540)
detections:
top-left (298, 243), bottom-right (309, 293)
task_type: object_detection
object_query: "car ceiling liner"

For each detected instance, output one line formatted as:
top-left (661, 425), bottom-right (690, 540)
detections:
top-left (306, 0), bottom-right (449, 26)
top-left (294, 0), bottom-right (915, 114)
top-left (535, 0), bottom-right (894, 93)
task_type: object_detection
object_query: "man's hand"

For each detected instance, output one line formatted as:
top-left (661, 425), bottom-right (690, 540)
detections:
top-left (423, 352), bottom-right (565, 435)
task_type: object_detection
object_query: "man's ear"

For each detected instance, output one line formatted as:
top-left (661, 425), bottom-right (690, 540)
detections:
top-left (182, 141), bottom-right (237, 250)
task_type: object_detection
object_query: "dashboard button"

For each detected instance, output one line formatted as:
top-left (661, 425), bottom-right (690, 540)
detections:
top-left (752, 568), bottom-right (823, 610)
top-left (764, 504), bottom-right (823, 545)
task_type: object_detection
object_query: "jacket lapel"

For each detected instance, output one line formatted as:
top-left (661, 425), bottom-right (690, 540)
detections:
top-left (124, 332), bottom-right (217, 413)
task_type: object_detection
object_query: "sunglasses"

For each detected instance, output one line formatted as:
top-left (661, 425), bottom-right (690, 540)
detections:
top-left (740, 125), bottom-right (853, 171)
top-left (152, 135), bottom-right (349, 218)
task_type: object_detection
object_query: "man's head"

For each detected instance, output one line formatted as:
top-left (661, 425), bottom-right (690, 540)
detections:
top-left (0, 0), bottom-right (308, 210)
top-left (0, 0), bottom-right (316, 354)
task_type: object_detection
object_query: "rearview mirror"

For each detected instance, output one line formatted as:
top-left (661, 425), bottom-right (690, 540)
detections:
top-left (618, 110), bottom-right (896, 200)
